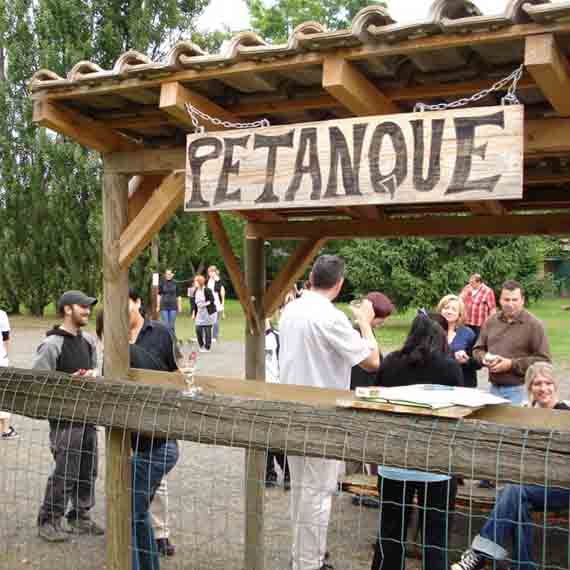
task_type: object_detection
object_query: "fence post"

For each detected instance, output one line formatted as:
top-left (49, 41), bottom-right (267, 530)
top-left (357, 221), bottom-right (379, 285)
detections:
top-left (244, 236), bottom-right (266, 570)
top-left (102, 168), bottom-right (132, 570)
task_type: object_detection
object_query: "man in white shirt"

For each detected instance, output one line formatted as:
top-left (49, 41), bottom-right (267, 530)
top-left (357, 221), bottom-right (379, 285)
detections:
top-left (279, 255), bottom-right (380, 570)
top-left (0, 309), bottom-right (18, 439)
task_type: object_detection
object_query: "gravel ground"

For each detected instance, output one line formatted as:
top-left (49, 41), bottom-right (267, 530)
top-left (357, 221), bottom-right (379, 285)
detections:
top-left (1, 324), bottom-right (568, 569)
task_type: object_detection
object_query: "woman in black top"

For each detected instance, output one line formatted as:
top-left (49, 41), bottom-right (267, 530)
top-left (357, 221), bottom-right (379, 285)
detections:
top-left (371, 314), bottom-right (462, 570)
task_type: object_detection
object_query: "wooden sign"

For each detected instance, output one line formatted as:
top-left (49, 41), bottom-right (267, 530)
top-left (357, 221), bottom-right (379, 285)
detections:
top-left (185, 105), bottom-right (523, 212)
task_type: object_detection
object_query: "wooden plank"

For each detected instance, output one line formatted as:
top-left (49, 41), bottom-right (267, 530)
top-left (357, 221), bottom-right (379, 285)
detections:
top-left (5, 367), bottom-right (570, 488)
top-left (102, 170), bottom-right (132, 570)
top-left (322, 54), bottom-right (399, 116)
top-left (465, 200), bottom-right (507, 216)
top-left (129, 368), bottom-right (186, 389)
top-left (159, 82), bottom-right (238, 132)
top-left (128, 175), bottom-right (165, 223)
top-left (525, 34), bottom-right (570, 117)
top-left (263, 238), bottom-right (326, 318)
top-left (185, 105), bottom-right (523, 213)
top-left (244, 237), bottom-right (265, 570)
top-left (33, 100), bottom-right (139, 153)
top-left (336, 398), bottom-right (477, 419)
top-left (205, 212), bottom-right (259, 334)
top-left (526, 117), bottom-right (570, 156)
top-left (229, 76), bottom-right (535, 116)
top-left (119, 171), bottom-right (185, 269)
top-left (246, 213), bottom-right (570, 239)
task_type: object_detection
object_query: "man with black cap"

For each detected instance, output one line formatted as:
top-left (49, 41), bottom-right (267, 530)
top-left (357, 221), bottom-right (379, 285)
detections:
top-left (33, 290), bottom-right (103, 542)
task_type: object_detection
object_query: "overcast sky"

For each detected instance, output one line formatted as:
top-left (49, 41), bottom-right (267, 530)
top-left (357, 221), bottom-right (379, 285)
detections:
top-left (197, 0), bottom-right (527, 33)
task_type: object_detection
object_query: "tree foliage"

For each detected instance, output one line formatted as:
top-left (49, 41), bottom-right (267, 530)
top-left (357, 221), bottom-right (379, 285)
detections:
top-left (247, 0), bottom-right (386, 42)
top-left (339, 237), bottom-right (545, 312)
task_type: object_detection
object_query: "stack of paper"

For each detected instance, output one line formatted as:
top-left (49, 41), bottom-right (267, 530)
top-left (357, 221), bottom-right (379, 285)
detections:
top-left (355, 385), bottom-right (509, 409)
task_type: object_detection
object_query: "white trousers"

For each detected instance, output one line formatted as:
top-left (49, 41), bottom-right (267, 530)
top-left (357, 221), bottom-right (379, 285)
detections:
top-left (288, 456), bottom-right (342, 570)
top-left (150, 478), bottom-right (169, 539)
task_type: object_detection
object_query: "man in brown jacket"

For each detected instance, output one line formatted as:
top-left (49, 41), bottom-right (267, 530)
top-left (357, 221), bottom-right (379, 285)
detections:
top-left (473, 280), bottom-right (551, 405)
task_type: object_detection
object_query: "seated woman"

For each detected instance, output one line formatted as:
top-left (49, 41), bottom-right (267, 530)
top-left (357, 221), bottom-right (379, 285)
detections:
top-left (437, 294), bottom-right (480, 388)
top-left (452, 362), bottom-right (569, 570)
top-left (372, 313), bottom-right (463, 570)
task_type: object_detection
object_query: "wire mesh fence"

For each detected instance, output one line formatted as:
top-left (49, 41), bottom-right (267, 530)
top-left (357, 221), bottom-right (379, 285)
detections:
top-left (1, 366), bottom-right (570, 570)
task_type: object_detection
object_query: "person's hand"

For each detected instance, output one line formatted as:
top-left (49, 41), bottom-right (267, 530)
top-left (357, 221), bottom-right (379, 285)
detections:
top-left (73, 369), bottom-right (96, 378)
top-left (454, 350), bottom-right (469, 364)
top-left (488, 356), bottom-right (512, 374)
top-left (482, 352), bottom-right (499, 367)
top-left (352, 299), bottom-right (375, 325)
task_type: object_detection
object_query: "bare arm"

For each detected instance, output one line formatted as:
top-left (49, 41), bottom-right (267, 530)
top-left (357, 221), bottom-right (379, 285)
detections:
top-left (354, 301), bottom-right (381, 371)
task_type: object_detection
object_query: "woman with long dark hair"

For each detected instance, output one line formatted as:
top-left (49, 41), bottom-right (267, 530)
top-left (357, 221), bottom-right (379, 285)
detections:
top-left (371, 313), bottom-right (462, 570)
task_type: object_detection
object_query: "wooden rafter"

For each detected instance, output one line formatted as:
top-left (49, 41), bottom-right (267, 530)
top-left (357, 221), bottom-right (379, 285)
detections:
top-left (322, 54), bottom-right (399, 116)
top-left (128, 175), bottom-right (166, 223)
top-left (263, 238), bottom-right (326, 318)
top-left (119, 171), bottom-right (185, 269)
top-left (525, 34), bottom-right (570, 117)
top-left (465, 201), bottom-right (507, 216)
top-left (247, 213), bottom-right (570, 240)
top-left (159, 82), bottom-right (238, 131)
top-left (206, 213), bottom-right (260, 334)
top-left (33, 100), bottom-right (139, 153)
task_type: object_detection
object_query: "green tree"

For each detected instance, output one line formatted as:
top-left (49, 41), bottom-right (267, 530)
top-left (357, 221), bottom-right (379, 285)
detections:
top-left (247, 0), bottom-right (386, 42)
top-left (339, 236), bottom-right (545, 312)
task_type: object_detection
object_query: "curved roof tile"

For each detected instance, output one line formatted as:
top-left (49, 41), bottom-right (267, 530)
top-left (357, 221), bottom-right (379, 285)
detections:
top-left (28, 1), bottom-right (568, 92)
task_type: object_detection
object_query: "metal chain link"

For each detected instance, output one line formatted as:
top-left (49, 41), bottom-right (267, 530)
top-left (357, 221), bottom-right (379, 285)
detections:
top-left (413, 65), bottom-right (524, 112)
top-left (185, 102), bottom-right (270, 134)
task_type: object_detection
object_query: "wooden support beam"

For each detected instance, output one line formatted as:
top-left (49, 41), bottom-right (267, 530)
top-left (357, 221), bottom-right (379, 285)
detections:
top-left (525, 34), bottom-right (570, 117)
top-left (247, 213), bottom-right (570, 240)
top-left (33, 100), bottom-right (138, 153)
top-left (159, 82), bottom-right (238, 131)
top-left (102, 170), bottom-right (132, 570)
top-left (465, 201), bottom-right (507, 216)
top-left (244, 237), bottom-right (266, 570)
top-left (263, 238), bottom-right (326, 318)
top-left (322, 54), bottom-right (399, 116)
top-left (229, 77), bottom-right (535, 117)
top-left (206, 213), bottom-right (260, 334)
top-left (119, 172), bottom-right (185, 269)
top-left (525, 118), bottom-right (570, 156)
top-left (128, 175), bottom-right (166, 223)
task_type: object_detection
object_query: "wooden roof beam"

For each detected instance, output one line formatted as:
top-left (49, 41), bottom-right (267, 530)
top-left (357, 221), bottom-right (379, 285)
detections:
top-left (322, 54), bottom-right (399, 116)
top-left (119, 171), bottom-right (185, 269)
top-left (525, 34), bottom-right (570, 117)
top-left (465, 201), bottom-right (507, 216)
top-left (247, 213), bottom-right (570, 240)
top-left (206, 213), bottom-right (259, 334)
top-left (33, 100), bottom-right (139, 153)
top-left (159, 82), bottom-right (238, 131)
top-left (263, 238), bottom-right (326, 318)
top-left (128, 175), bottom-right (166, 223)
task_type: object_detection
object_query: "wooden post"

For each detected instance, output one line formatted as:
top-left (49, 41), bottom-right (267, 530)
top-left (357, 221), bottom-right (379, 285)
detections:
top-left (102, 169), bottom-right (132, 570)
top-left (244, 237), bottom-right (265, 570)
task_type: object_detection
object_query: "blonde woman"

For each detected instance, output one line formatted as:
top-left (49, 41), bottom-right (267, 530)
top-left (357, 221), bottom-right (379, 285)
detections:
top-left (437, 294), bottom-right (480, 388)
top-left (452, 363), bottom-right (569, 570)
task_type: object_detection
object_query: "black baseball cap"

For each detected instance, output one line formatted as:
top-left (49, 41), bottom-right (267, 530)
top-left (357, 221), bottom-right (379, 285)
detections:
top-left (57, 290), bottom-right (98, 314)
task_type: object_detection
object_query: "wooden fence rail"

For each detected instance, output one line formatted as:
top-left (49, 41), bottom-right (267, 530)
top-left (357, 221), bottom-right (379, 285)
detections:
top-left (1, 366), bottom-right (570, 488)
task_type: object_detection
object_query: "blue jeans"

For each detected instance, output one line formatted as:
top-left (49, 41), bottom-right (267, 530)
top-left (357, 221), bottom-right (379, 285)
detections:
top-left (475, 484), bottom-right (570, 570)
top-left (160, 310), bottom-right (177, 334)
top-left (490, 383), bottom-right (525, 405)
top-left (132, 441), bottom-right (179, 570)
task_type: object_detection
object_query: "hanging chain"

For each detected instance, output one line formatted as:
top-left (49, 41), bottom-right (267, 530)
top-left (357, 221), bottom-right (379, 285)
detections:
top-left (185, 102), bottom-right (270, 134)
top-left (414, 65), bottom-right (524, 112)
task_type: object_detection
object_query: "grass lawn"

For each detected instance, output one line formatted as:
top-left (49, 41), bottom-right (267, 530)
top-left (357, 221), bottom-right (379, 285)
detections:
top-left (9, 297), bottom-right (570, 364)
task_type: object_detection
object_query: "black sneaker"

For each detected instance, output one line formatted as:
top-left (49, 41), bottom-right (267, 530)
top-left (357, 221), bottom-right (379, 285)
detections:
top-left (66, 516), bottom-right (104, 535)
top-left (1, 426), bottom-right (19, 440)
top-left (451, 548), bottom-right (486, 570)
top-left (156, 537), bottom-right (176, 557)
